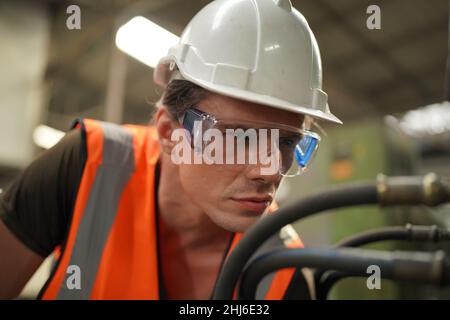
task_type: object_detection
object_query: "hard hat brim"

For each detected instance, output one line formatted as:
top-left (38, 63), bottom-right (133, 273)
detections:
top-left (154, 59), bottom-right (343, 125)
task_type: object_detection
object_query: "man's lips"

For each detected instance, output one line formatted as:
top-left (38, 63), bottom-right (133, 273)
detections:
top-left (230, 196), bottom-right (273, 213)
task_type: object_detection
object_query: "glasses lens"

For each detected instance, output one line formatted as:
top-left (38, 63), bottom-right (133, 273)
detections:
top-left (280, 132), bottom-right (319, 177)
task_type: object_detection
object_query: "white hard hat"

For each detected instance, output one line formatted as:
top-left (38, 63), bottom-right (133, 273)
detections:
top-left (154, 0), bottom-right (343, 125)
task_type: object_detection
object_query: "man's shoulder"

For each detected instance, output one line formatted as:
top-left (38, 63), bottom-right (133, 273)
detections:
top-left (79, 119), bottom-right (160, 165)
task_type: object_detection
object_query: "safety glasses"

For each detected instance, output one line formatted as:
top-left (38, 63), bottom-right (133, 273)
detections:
top-left (178, 108), bottom-right (320, 177)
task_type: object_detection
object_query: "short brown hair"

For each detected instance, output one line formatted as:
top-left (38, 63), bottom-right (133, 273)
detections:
top-left (155, 80), bottom-right (209, 121)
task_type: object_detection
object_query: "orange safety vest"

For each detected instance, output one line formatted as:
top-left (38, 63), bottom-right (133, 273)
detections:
top-left (40, 118), bottom-right (305, 300)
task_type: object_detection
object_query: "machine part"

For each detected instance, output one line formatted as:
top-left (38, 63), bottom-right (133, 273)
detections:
top-left (376, 173), bottom-right (450, 206)
top-left (213, 174), bottom-right (450, 300)
top-left (238, 248), bottom-right (450, 300)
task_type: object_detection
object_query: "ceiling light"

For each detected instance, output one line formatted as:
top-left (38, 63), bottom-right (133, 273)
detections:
top-left (115, 16), bottom-right (179, 68)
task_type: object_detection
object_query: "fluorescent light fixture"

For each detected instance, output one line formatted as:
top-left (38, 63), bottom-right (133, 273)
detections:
top-left (115, 16), bottom-right (179, 68)
top-left (33, 125), bottom-right (65, 149)
top-left (399, 101), bottom-right (450, 137)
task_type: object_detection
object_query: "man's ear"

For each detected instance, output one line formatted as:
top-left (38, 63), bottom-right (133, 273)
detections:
top-left (155, 107), bottom-right (178, 154)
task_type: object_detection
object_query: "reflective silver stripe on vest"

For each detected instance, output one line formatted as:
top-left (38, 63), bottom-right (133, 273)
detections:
top-left (57, 122), bottom-right (135, 299)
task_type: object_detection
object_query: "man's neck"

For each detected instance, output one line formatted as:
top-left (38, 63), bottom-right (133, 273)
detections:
top-left (155, 155), bottom-right (234, 300)
top-left (157, 154), bottom-right (231, 251)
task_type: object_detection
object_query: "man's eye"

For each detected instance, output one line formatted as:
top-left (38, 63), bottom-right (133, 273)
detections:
top-left (279, 138), bottom-right (295, 147)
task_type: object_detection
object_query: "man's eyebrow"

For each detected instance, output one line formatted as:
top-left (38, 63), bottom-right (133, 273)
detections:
top-left (276, 129), bottom-right (301, 137)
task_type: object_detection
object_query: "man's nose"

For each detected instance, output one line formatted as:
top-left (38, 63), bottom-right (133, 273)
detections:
top-left (245, 159), bottom-right (283, 185)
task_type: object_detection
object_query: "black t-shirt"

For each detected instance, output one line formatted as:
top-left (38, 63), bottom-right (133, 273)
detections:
top-left (0, 129), bottom-right (85, 257)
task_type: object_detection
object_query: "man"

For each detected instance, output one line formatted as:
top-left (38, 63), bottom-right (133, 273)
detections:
top-left (0, 0), bottom-right (341, 299)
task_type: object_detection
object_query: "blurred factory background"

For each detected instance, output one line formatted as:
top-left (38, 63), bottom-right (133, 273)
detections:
top-left (0, 0), bottom-right (449, 299)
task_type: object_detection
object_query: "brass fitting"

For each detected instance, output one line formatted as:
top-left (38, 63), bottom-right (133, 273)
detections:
top-left (376, 173), bottom-right (450, 207)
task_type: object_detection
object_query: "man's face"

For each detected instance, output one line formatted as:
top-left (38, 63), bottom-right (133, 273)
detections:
top-left (173, 93), bottom-right (303, 233)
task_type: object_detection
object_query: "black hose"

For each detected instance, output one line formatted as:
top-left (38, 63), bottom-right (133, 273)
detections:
top-left (335, 227), bottom-right (409, 248)
top-left (213, 182), bottom-right (378, 299)
top-left (316, 271), bottom-right (350, 300)
top-left (334, 224), bottom-right (450, 248)
top-left (315, 224), bottom-right (450, 299)
top-left (238, 248), bottom-right (450, 300)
